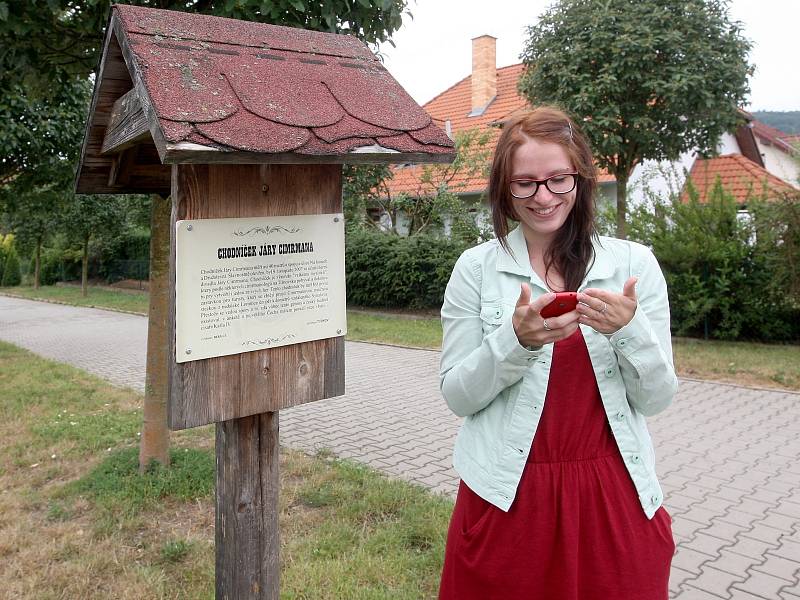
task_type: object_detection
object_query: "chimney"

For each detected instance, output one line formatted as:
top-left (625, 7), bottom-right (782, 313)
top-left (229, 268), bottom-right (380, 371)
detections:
top-left (471, 35), bottom-right (497, 116)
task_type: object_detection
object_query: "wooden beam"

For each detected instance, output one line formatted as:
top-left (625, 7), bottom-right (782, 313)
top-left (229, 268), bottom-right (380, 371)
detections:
top-left (101, 89), bottom-right (150, 154)
top-left (216, 412), bottom-right (279, 599)
top-left (108, 145), bottom-right (138, 186)
top-left (163, 142), bottom-right (456, 166)
top-left (112, 15), bottom-right (169, 161)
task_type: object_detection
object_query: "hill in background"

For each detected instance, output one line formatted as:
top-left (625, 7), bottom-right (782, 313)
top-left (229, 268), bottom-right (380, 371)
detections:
top-left (752, 111), bottom-right (800, 134)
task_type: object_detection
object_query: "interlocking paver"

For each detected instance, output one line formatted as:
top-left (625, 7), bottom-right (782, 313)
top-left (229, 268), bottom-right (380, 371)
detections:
top-left (708, 549), bottom-right (761, 578)
top-left (686, 564), bottom-right (748, 597)
top-left (675, 583), bottom-right (725, 599)
top-left (673, 546), bottom-right (716, 575)
top-left (733, 569), bottom-right (795, 599)
top-left (753, 553), bottom-right (800, 582)
top-left (2, 294), bottom-right (799, 600)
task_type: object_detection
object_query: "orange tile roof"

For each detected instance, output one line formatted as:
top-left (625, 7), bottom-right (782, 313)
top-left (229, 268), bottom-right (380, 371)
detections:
top-left (683, 154), bottom-right (798, 204)
top-left (384, 63), bottom-right (613, 198)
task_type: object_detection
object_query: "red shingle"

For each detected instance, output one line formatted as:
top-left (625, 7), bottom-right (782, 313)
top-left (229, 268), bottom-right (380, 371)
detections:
top-left (197, 110), bottom-right (309, 153)
top-left (118, 4), bottom-right (375, 60)
top-left (221, 53), bottom-right (345, 127)
top-left (684, 154), bottom-right (798, 203)
top-left (112, 4), bottom-right (453, 159)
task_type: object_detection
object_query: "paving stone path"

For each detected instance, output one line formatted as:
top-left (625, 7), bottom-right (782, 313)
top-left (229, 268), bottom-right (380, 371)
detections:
top-left (1, 295), bottom-right (798, 599)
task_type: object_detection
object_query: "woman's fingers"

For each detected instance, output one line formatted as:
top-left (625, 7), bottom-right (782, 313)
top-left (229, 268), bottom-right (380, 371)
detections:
top-left (576, 285), bottom-right (637, 334)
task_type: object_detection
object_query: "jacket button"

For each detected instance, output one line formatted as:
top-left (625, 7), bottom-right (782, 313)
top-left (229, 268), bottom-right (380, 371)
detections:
top-left (631, 455), bottom-right (640, 463)
top-left (605, 367), bottom-right (614, 377)
top-left (495, 309), bottom-right (502, 317)
top-left (618, 339), bottom-right (627, 347)
top-left (651, 495), bottom-right (659, 505)
top-left (616, 411), bottom-right (625, 421)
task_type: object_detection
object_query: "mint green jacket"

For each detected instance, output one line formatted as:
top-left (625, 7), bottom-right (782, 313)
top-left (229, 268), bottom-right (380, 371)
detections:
top-left (439, 225), bottom-right (678, 519)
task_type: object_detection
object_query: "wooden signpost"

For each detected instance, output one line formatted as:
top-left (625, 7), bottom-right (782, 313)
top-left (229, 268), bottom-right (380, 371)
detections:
top-left (76, 5), bottom-right (454, 598)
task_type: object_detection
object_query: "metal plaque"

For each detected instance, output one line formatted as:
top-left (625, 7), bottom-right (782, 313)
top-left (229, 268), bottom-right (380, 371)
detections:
top-left (175, 213), bottom-right (346, 363)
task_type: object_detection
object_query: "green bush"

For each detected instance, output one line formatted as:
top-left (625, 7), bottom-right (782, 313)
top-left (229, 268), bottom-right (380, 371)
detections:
top-left (345, 228), bottom-right (469, 309)
top-left (28, 246), bottom-right (64, 286)
top-left (1, 246), bottom-right (22, 286)
top-left (0, 234), bottom-right (8, 273)
top-left (627, 182), bottom-right (800, 342)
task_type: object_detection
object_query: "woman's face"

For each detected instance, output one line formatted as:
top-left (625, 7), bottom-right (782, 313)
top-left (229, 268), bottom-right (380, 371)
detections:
top-left (510, 137), bottom-right (577, 245)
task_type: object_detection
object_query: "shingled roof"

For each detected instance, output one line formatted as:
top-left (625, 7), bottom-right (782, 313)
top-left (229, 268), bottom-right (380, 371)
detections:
top-left (76, 4), bottom-right (454, 194)
top-left (683, 154), bottom-right (798, 204)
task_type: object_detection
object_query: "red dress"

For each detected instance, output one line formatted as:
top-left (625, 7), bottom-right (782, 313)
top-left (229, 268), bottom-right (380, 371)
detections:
top-left (438, 330), bottom-right (675, 600)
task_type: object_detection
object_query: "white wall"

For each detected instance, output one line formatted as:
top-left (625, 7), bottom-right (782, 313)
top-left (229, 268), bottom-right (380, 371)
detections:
top-left (626, 132), bottom-right (744, 206)
top-left (757, 142), bottom-right (800, 185)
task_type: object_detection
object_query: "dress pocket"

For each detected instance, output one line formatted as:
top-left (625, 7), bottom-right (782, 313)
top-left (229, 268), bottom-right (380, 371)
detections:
top-left (457, 481), bottom-right (495, 538)
top-left (654, 506), bottom-right (677, 557)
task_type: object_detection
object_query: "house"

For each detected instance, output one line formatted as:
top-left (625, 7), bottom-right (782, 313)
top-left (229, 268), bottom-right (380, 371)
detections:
top-left (380, 35), bottom-right (615, 234)
top-left (380, 36), bottom-right (798, 234)
top-left (633, 109), bottom-right (800, 206)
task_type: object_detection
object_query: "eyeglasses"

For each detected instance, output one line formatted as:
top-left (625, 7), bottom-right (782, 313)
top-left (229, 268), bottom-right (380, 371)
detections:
top-left (509, 173), bottom-right (578, 199)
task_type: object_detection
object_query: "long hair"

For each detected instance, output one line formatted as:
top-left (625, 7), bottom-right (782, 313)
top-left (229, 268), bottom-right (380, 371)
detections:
top-left (488, 106), bottom-right (597, 292)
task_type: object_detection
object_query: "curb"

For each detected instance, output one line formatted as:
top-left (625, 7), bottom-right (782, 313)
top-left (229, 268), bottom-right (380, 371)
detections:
top-left (0, 291), bottom-right (147, 318)
top-left (2, 292), bottom-right (797, 395)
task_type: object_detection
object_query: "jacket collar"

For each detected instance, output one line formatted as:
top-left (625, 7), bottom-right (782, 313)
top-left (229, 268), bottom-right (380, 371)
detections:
top-left (496, 225), bottom-right (617, 289)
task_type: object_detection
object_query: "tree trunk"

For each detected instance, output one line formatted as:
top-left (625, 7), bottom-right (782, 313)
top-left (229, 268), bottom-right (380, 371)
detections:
top-left (81, 235), bottom-right (89, 298)
top-left (34, 237), bottom-right (41, 290)
top-left (615, 172), bottom-right (629, 240)
top-left (139, 194), bottom-right (171, 472)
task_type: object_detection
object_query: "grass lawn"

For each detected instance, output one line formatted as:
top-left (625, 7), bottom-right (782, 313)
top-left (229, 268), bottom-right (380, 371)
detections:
top-left (0, 284), bottom-right (149, 314)
top-left (3, 284), bottom-right (798, 391)
top-left (0, 341), bottom-right (452, 599)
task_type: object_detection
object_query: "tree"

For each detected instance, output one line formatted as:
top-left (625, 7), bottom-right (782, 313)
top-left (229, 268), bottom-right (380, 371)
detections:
top-left (3, 184), bottom-right (68, 288)
top-left (61, 194), bottom-right (126, 296)
top-left (2, 0), bottom-right (410, 472)
top-left (518, 0), bottom-right (752, 239)
top-left (1, 0), bottom-right (409, 207)
top-left (343, 163), bottom-right (393, 232)
top-left (359, 128), bottom-right (494, 243)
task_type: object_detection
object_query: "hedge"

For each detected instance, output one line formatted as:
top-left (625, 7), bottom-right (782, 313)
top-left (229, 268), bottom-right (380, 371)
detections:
top-left (345, 228), bottom-right (469, 310)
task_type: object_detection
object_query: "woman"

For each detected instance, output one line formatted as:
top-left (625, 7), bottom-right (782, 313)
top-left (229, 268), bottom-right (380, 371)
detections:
top-left (438, 106), bottom-right (677, 599)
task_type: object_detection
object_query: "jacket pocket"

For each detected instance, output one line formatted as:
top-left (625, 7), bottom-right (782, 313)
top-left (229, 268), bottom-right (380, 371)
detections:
top-left (479, 301), bottom-right (505, 335)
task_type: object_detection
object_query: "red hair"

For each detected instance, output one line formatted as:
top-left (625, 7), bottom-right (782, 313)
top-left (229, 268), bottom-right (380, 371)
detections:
top-left (488, 106), bottom-right (597, 291)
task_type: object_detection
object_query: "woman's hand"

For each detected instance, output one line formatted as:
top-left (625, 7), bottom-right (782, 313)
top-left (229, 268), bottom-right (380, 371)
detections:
top-left (513, 283), bottom-right (580, 347)
top-left (576, 277), bottom-right (638, 334)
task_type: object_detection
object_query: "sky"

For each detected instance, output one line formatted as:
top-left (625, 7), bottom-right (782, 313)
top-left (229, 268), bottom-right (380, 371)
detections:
top-left (379, 0), bottom-right (798, 112)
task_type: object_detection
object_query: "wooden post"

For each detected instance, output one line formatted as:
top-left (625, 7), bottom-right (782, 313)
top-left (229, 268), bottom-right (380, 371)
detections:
top-left (139, 193), bottom-right (171, 471)
top-left (216, 412), bottom-right (279, 599)
top-left (170, 163), bottom-right (343, 598)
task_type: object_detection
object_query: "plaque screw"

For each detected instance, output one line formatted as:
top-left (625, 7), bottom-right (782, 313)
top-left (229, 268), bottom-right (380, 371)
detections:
top-left (262, 184), bottom-right (269, 193)
top-left (334, 217), bottom-right (340, 223)
top-left (185, 348), bottom-right (192, 355)
top-left (187, 224), bottom-right (193, 231)
top-left (337, 329), bottom-right (342, 334)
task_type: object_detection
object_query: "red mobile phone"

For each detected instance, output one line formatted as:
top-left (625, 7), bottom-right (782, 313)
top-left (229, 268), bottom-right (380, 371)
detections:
top-left (540, 292), bottom-right (578, 318)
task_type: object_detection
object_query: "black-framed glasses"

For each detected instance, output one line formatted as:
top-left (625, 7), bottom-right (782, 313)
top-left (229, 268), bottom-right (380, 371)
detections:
top-left (509, 173), bottom-right (578, 199)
